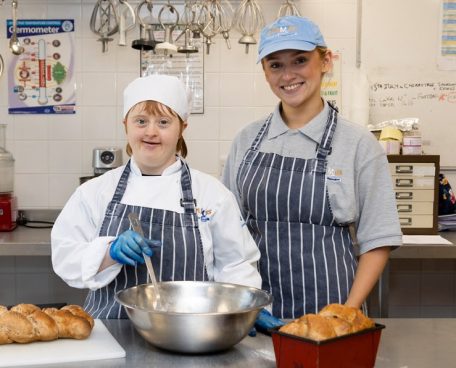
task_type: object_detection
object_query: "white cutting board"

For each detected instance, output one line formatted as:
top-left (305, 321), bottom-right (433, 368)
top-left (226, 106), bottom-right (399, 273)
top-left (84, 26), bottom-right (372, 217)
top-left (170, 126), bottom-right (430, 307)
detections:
top-left (0, 320), bottom-right (126, 367)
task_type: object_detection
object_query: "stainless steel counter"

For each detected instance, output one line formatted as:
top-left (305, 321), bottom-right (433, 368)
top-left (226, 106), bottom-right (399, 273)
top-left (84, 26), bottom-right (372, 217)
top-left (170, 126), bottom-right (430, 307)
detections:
top-left (0, 226), bottom-right (51, 256)
top-left (2, 226), bottom-right (456, 257)
top-left (12, 318), bottom-right (456, 368)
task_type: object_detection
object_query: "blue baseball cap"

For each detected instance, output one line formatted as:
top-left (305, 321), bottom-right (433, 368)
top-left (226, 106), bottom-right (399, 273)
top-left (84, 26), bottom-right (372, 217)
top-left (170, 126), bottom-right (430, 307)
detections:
top-left (257, 16), bottom-right (327, 63)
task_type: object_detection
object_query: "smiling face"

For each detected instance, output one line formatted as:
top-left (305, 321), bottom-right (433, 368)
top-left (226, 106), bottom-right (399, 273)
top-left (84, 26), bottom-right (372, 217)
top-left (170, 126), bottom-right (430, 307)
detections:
top-left (124, 101), bottom-right (187, 175)
top-left (262, 48), bottom-right (332, 117)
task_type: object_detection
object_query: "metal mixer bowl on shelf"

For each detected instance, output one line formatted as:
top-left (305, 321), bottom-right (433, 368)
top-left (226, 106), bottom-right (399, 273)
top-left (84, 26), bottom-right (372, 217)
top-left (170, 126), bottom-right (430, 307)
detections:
top-left (115, 281), bottom-right (272, 353)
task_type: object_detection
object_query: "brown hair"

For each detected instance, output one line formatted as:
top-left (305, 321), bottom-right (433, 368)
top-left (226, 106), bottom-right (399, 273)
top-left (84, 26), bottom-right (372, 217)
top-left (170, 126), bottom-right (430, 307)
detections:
top-left (261, 46), bottom-right (331, 76)
top-left (124, 100), bottom-right (188, 158)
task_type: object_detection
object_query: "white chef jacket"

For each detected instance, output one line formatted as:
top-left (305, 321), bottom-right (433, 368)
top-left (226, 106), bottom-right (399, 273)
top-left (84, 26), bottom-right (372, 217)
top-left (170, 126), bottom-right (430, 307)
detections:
top-left (51, 157), bottom-right (262, 291)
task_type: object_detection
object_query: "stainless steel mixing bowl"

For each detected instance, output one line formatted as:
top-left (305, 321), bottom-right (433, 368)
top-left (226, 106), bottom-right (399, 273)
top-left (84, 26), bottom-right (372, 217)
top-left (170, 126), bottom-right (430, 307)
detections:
top-left (115, 281), bottom-right (272, 353)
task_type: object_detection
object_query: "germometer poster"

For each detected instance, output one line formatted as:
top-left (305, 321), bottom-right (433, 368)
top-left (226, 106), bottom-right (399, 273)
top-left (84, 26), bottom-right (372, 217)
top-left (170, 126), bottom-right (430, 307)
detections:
top-left (6, 19), bottom-right (75, 114)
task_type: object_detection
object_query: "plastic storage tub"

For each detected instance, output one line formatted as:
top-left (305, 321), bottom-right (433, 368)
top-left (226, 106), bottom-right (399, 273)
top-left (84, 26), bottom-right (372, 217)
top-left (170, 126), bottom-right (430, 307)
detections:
top-left (271, 323), bottom-right (385, 368)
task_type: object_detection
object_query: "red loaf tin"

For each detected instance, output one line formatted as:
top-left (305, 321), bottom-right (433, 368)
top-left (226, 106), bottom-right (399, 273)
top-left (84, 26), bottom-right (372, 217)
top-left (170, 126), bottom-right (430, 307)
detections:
top-left (271, 323), bottom-right (385, 368)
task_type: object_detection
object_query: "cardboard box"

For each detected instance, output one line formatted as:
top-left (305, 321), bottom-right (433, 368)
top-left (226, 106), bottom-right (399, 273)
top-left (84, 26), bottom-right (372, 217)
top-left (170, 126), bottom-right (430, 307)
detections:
top-left (271, 324), bottom-right (385, 368)
top-left (379, 140), bottom-right (400, 155)
top-left (402, 145), bottom-right (422, 155)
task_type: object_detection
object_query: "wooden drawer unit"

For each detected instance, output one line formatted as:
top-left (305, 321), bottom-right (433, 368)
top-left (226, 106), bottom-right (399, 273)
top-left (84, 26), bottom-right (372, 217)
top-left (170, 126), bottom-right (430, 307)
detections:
top-left (388, 155), bottom-right (439, 235)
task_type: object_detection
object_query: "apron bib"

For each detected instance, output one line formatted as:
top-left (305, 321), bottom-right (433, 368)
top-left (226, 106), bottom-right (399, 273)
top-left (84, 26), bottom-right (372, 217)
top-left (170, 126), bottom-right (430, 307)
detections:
top-left (237, 105), bottom-right (357, 319)
top-left (84, 159), bottom-right (208, 318)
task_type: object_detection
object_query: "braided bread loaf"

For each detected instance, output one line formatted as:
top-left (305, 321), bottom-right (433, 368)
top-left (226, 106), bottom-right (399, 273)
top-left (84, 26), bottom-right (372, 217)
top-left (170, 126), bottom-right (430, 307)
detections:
top-left (0, 304), bottom-right (94, 344)
top-left (279, 303), bottom-right (375, 341)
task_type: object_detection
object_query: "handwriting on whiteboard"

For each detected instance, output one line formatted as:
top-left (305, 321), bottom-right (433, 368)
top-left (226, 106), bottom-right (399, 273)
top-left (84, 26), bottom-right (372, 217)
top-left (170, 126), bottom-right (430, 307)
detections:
top-left (370, 81), bottom-right (456, 108)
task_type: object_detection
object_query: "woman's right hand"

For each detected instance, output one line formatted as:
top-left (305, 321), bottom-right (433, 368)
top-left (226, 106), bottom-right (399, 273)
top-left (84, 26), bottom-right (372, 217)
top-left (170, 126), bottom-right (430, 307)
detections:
top-left (109, 230), bottom-right (161, 266)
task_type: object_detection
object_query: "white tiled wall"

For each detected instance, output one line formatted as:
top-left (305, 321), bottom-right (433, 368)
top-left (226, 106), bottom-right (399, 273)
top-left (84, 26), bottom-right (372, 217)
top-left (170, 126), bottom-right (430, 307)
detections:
top-left (0, 0), bottom-right (359, 209)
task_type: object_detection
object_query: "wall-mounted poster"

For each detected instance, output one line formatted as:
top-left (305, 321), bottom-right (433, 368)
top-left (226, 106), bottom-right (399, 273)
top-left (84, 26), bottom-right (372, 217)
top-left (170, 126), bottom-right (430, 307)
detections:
top-left (6, 19), bottom-right (75, 114)
top-left (439, 0), bottom-right (456, 70)
top-left (321, 51), bottom-right (341, 109)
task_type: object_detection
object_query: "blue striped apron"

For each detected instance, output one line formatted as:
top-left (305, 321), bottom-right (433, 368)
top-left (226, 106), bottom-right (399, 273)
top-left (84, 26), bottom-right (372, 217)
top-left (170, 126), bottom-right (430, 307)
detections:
top-left (84, 159), bottom-right (208, 318)
top-left (237, 105), bottom-right (358, 319)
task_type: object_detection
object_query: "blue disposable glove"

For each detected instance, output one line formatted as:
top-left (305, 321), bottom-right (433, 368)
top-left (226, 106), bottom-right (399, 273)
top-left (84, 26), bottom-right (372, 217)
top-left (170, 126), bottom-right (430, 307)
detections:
top-left (249, 308), bottom-right (285, 337)
top-left (109, 229), bottom-right (161, 266)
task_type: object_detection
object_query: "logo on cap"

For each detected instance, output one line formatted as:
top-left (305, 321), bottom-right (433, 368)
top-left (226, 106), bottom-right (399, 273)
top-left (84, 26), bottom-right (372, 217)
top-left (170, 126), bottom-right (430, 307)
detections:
top-left (267, 25), bottom-right (298, 38)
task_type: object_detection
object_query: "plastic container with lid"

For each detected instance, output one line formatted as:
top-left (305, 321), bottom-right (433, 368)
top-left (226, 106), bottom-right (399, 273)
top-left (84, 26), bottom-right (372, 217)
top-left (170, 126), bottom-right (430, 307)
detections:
top-left (0, 124), bottom-right (14, 194)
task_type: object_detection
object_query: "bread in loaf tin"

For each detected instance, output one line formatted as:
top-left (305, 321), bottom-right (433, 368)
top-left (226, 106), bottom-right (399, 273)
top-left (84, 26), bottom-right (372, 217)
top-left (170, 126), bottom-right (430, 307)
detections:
top-left (279, 303), bottom-right (375, 341)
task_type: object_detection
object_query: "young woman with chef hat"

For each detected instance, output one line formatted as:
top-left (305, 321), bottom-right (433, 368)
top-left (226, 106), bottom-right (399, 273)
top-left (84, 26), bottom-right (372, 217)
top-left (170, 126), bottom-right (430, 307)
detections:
top-left (222, 16), bottom-right (402, 326)
top-left (51, 74), bottom-right (262, 319)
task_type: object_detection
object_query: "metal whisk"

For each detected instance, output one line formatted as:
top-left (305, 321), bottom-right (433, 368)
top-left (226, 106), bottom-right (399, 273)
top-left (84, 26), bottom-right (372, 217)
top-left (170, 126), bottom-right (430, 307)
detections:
top-left (90, 0), bottom-right (119, 52)
top-left (233, 0), bottom-right (264, 54)
top-left (278, 0), bottom-right (301, 18)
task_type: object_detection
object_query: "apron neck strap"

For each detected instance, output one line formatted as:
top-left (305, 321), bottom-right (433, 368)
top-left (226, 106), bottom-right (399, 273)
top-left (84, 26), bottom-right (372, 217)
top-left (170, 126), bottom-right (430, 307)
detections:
top-left (316, 103), bottom-right (338, 160)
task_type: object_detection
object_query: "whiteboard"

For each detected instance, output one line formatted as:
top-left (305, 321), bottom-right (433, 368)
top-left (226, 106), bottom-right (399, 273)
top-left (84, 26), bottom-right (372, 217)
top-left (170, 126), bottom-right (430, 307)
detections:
top-left (368, 74), bottom-right (456, 166)
top-left (362, 0), bottom-right (456, 167)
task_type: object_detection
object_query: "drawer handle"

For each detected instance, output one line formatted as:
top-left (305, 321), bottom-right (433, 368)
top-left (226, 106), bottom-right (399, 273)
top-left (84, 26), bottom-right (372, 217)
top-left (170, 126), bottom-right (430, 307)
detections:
top-left (397, 204), bottom-right (412, 212)
top-left (395, 165), bottom-right (413, 174)
top-left (396, 192), bottom-right (413, 200)
top-left (396, 178), bottom-right (413, 187)
top-left (399, 217), bottom-right (412, 225)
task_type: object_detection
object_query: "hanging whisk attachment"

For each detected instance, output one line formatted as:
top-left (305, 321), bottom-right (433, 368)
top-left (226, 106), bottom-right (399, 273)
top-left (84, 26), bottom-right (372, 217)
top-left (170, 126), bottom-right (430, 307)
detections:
top-left (233, 0), bottom-right (264, 54)
top-left (90, 0), bottom-right (119, 52)
top-left (277, 0), bottom-right (301, 18)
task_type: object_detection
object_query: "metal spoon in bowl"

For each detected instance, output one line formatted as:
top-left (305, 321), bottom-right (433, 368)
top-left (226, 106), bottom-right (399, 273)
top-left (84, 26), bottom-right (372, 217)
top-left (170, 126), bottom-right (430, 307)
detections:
top-left (128, 212), bottom-right (162, 309)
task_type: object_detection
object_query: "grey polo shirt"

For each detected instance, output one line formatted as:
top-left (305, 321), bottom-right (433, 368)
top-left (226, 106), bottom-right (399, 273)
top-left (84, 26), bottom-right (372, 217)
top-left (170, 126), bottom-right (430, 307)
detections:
top-left (221, 101), bottom-right (403, 255)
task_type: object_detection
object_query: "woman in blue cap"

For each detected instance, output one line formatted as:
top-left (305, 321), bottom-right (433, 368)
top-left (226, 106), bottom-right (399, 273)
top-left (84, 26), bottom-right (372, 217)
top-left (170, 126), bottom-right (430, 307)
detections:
top-left (52, 74), bottom-right (262, 319)
top-left (222, 16), bottom-right (402, 327)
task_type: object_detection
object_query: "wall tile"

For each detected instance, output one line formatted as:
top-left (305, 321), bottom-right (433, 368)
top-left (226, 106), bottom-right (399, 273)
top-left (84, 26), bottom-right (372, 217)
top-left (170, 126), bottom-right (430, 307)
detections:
top-left (49, 173), bottom-right (80, 207)
top-left (81, 38), bottom-right (117, 72)
top-left (185, 107), bottom-right (219, 141)
top-left (186, 140), bottom-right (219, 174)
top-left (204, 73), bottom-right (220, 108)
top-left (219, 73), bottom-right (254, 107)
top-left (81, 106), bottom-right (117, 141)
top-left (81, 72), bottom-right (117, 106)
top-left (13, 116), bottom-right (49, 141)
top-left (14, 141), bottom-right (49, 173)
top-left (219, 107), bottom-right (255, 141)
top-left (15, 174), bottom-right (49, 207)
top-left (49, 140), bottom-right (82, 173)
top-left (220, 39), bottom-right (256, 73)
top-left (48, 112), bottom-right (82, 140)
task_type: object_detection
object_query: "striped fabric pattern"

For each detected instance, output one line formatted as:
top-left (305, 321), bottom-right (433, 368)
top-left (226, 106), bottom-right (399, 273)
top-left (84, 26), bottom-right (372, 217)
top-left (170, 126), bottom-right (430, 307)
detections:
top-left (237, 106), bottom-right (358, 319)
top-left (84, 160), bottom-right (207, 319)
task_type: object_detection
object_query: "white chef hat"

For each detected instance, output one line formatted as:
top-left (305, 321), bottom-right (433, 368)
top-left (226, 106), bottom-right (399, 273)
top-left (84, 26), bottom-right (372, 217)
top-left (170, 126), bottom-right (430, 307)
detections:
top-left (123, 74), bottom-right (191, 121)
